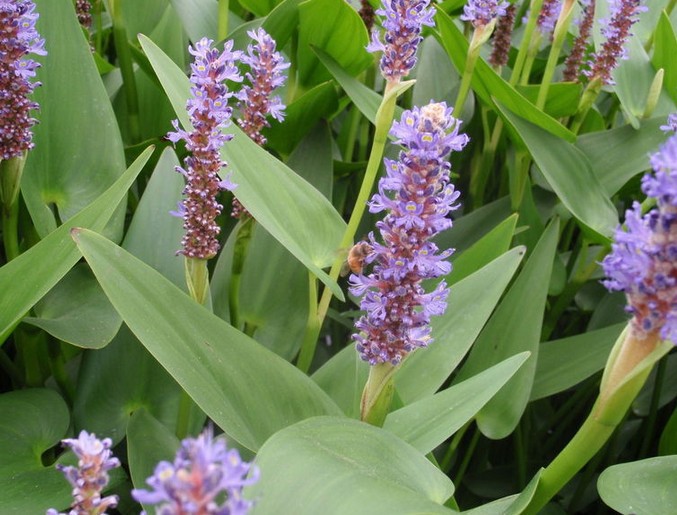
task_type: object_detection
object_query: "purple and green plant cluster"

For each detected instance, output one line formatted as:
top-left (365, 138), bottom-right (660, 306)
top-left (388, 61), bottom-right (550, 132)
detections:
top-left (0, 1), bottom-right (675, 514)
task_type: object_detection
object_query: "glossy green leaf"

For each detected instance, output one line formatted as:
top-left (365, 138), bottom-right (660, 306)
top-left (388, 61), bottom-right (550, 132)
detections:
top-left (23, 264), bottom-right (121, 349)
top-left (598, 456), bottom-right (677, 515)
top-left (0, 389), bottom-right (71, 514)
top-left (412, 36), bottom-right (458, 108)
top-left (633, 353), bottom-right (677, 417)
top-left (515, 83), bottom-right (583, 118)
top-left (265, 81), bottom-right (338, 156)
top-left (261, 0), bottom-right (302, 50)
top-left (498, 104), bottom-right (617, 239)
top-left (170, 0), bottom-right (218, 41)
top-left (531, 323), bottom-right (625, 401)
top-left (0, 148), bottom-right (152, 344)
top-left (434, 10), bottom-right (575, 142)
top-left (576, 117), bottom-right (668, 196)
top-left (246, 417), bottom-right (455, 514)
top-left (456, 220), bottom-right (559, 439)
top-left (652, 12), bottom-right (677, 104)
top-left (385, 353), bottom-right (529, 454)
top-left (297, 0), bottom-right (371, 88)
top-left (239, 0), bottom-right (280, 17)
top-left (139, 34), bottom-right (346, 299)
top-left (659, 407), bottom-right (677, 455)
top-left (72, 229), bottom-right (343, 451)
top-left (23, 0), bottom-right (126, 238)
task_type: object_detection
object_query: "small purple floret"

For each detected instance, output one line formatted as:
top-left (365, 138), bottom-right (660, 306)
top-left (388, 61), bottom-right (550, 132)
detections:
top-left (367, 0), bottom-right (435, 83)
top-left (0, 0), bottom-right (46, 160)
top-left (351, 102), bottom-right (469, 365)
top-left (132, 427), bottom-right (258, 515)
top-left (47, 431), bottom-right (121, 515)
top-left (537, 0), bottom-right (562, 35)
top-left (660, 113), bottom-right (677, 133)
top-left (461, 0), bottom-right (510, 29)
top-left (602, 132), bottom-right (677, 343)
top-left (167, 38), bottom-right (242, 259)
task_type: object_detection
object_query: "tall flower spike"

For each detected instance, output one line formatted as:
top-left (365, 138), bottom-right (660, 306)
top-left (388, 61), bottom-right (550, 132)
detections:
top-left (167, 38), bottom-right (242, 259)
top-left (586, 0), bottom-right (646, 85)
top-left (75, 0), bottom-right (92, 30)
top-left (350, 102), bottom-right (469, 365)
top-left (601, 130), bottom-right (677, 344)
top-left (563, 0), bottom-right (595, 82)
top-left (537, 0), bottom-right (562, 36)
top-left (132, 426), bottom-right (259, 515)
top-left (0, 0), bottom-right (46, 161)
top-left (47, 431), bottom-right (121, 515)
top-left (366, 0), bottom-right (435, 83)
top-left (461, 0), bottom-right (510, 29)
top-left (489, 2), bottom-right (516, 67)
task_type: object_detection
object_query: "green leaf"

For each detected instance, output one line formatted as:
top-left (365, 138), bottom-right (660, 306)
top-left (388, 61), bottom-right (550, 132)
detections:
top-left (139, 34), bottom-right (346, 299)
top-left (659, 407), bottom-right (677, 455)
top-left (498, 104), bottom-right (617, 240)
top-left (515, 83), bottom-right (583, 118)
top-left (412, 36), bottom-right (458, 109)
top-left (456, 220), bottom-right (559, 439)
top-left (385, 353), bottom-right (530, 454)
top-left (598, 456), bottom-right (677, 515)
top-left (297, 0), bottom-right (371, 88)
top-left (72, 229), bottom-right (343, 451)
top-left (576, 117), bottom-right (668, 196)
top-left (434, 10), bottom-right (575, 142)
top-left (170, 0), bottom-right (218, 41)
top-left (262, 0), bottom-right (302, 50)
top-left (24, 0), bottom-right (126, 238)
top-left (239, 0), bottom-right (281, 17)
top-left (0, 389), bottom-right (71, 514)
top-left (23, 264), bottom-right (121, 349)
top-left (246, 417), bottom-right (455, 514)
top-left (0, 147), bottom-right (152, 344)
top-left (652, 12), bottom-right (677, 104)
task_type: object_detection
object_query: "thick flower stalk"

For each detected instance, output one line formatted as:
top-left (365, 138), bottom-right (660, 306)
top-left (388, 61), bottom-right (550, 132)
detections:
top-left (367, 0), bottom-right (435, 84)
top-left (461, 0), bottom-right (510, 28)
top-left (350, 102), bottom-right (469, 366)
top-left (488, 2), bottom-right (516, 68)
top-left (0, 0), bottom-right (46, 161)
top-left (563, 0), bottom-right (595, 82)
top-left (47, 431), bottom-right (121, 515)
top-left (132, 427), bottom-right (258, 515)
top-left (586, 0), bottom-right (646, 85)
top-left (601, 132), bottom-right (677, 344)
top-left (167, 38), bottom-right (242, 260)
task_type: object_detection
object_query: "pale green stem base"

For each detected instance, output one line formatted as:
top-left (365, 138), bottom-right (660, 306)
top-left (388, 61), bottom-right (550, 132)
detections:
top-left (360, 362), bottom-right (397, 427)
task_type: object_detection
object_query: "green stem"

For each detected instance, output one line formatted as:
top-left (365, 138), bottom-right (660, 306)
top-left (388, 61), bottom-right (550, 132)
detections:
top-left (175, 389), bottom-right (193, 440)
top-left (454, 26), bottom-right (490, 116)
top-left (110, 0), bottom-right (141, 143)
top-left (229, 217), bottom-right (255, 329)
top-left (453, 426), bottom-right (480, 487)
top-left (519, 33), bottom-right (542, 85)
top-left (48, 340), bottom-right (74, 406)
top-left (360, 362), bottom-right (397, 426)
top-left (440, 420), bottom-right (472, 473)
top-left (0, 346), bottom-right (24, 386)
top-left (218, 0), bottom-right (229, 41)
top-left (510, 0), bottom-right (546, 86)
top-left (296, 272), bottom-right (320, 373)
top-left (2, 200), bottom-right (19, 261)
top-left (569, 77), bottom-right (602, 134)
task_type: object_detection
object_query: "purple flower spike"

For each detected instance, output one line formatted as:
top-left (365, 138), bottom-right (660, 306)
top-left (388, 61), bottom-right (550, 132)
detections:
top-left (537, 0), bottom-right (562, 36)
top-left (236, 28), bottom-right (289, 147)
top-left (602, 132), bottom-right (677, 343)
top-left (47, 431), bottom-right (121, 515)
top-left (351, 102), bottom-right (469, 365)
top-left (660, 113), bottom-right (677, 133)
top-left (167, 38), bottom-right (242, 259)
top-left (461, 0), bottom-right (510, 29)
top-left (367, 0), bottom-right (435, 83)
top-left (0, 0), bottom-right (46, 161)
top-left (132, 426), bottom-right (258, 515)
top-left (489, 3), bottom-right (516, 67)
top-left (586, 0), bottom-right (647, 85)
top-left (563, 0), bottom-right (596, 82)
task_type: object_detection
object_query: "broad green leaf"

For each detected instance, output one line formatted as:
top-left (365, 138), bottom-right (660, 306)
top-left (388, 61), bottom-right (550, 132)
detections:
top-left (246, 417), bottom-right (455, 514)
top-left (659, 408), bottom-right (677, 455)
top-left (0, 389), bottom-right (71, 514)
top-left (498, 104), bottom-right (617, 240)
top-left (126, 409), bottom-right (180, 493)
top-left (262, 0), bottom-right (302, 50)
top-left (239, 0), bottom-right (281, 17)
top-left (633, 353), bottom-right (677, 416)
top-left (23, 264), bottom-right (121, 349)
top-left (385, 353), bottom-right (529, 454)
top-left (412, 36), bottom-right (458, 109)
top-left (24, 0), bottom-right (126, 237)
top-left (72, 229), bottom-right (343, 451)
top-left (598, 456), bottom-right (677, 515)
top-left (515, 83), bottom-right (583, 118)
top-left (450, 214), bottom-right (518, 285)
top-left (314, 248), bottom-right (524, 415)
top-left (265, 81), bottom-right (338, 156)
top-left (531, 323), bottom-right (625, 401)
top-left (0, 148), bottom-right (152, 344)
top-left (170, 0), bottom-right (218, 41)
top-left (397, 247), bottom-right (525, 403)
top-left (434, 10), bottom-right (575, 142)
top-left (576, 117), bottom-right (668, 196)
top-left (118, 0), bottom-right (169, 40)
top-left (456, 220), bottom-right (559, 439)
top-left (139, 34), bottom-right (346, 299)
top-left (652, 12), bottom-right (677, 104)
top-left (297, 0), bottom-right (371, 88)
